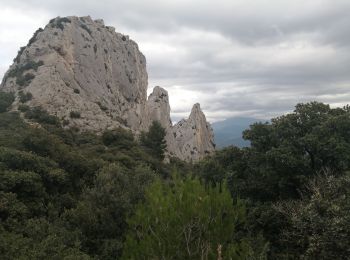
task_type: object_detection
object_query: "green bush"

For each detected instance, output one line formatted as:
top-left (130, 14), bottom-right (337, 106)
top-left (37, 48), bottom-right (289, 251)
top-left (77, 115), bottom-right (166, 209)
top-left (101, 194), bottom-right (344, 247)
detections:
top-left (6, 60), bottom-right (44, 86)
top-left (70, 111), bottom-right (81, 119)
top-left (0, 91), bottom-right (15, 112)
top-left (80, 24), bottom-right (92, 36)
top-left (18, 91), bottom-right (33, 103)
top-left (13, 46), bottom-right (25, 63)
top-left (24, 107), bottom-right (60, 126)
top-left (277, 173), bottom-right (350, 258)
top-left (28, 28), bottom-right (43, 46)
top-left (102, 128), bottom-right (134, 148)
top-left (18, 104), bottom-right (30, 112)
top-left (51, 17), bottom-right (71, 30)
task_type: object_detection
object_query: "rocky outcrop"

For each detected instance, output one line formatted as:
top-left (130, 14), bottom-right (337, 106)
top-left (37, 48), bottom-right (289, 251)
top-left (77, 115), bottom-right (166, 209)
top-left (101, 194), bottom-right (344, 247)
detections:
top-left (0, 16), bottom-right (215, 161)
top-left (143, 86), bottom-right (172, 130)
top-left (166, 104), bottom-right (215, 161)
top-left (144, 88), bottom-right (215, 161)
top-left (1, 16), bottom-right (147, 132)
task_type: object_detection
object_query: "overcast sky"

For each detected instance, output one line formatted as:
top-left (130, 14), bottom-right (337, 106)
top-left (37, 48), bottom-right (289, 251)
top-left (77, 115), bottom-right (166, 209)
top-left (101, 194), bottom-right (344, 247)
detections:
top-left (1, 0), bottom-right (349, 122)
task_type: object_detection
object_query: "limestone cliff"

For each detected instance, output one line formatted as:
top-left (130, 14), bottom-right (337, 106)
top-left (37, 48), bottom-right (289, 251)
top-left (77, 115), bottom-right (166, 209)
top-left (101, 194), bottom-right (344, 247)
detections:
top-left (1, 16), bottom-right (147, 132)
top-left (167, 104), bottom-right (215, 161)
top-left (143, 86), bottom-right (172, 130)
top-left (0, 16), bottom-right (215, 161)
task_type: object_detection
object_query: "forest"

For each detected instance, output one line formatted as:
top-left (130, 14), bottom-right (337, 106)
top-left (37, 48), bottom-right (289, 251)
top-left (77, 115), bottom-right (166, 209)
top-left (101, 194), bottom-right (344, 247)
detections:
top-left (0, 91), bottom-right (350, 259)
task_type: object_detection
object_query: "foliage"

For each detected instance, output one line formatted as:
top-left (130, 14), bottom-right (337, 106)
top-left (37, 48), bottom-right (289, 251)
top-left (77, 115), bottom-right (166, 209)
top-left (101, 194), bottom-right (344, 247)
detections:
top-left (0, 91), bottom-right (15, 112)
top-left (70, 111), bottom-right (81, 119)
top-left (276, 173), bottom-right (350, 259)
top-left (195, 102), bottom-right (350, 257)
top-left (0, 107), bottom-right (183, 259)
top-left (0, 101), bottom-right (349, 259)
top-left (123, 176), bottom-right (266, 259)
top-left (18, 91), bottom-right (33, 103)
top-left (102, 128), bottom-right (135, 148)
top-left (24, 106), bottom-right (61, 126)
top-left (51, 17), bottom-right (71, 30)
top-left (28, 27), bottom-right (44, 46)
top-left (6, 60), bottom-right (44, 86)
top-left (140, 121), bottom-right (167, 160)
top-left (80, 23), bottom-right (92, 36)
top-left (13, 46), bottom-right (25, 63)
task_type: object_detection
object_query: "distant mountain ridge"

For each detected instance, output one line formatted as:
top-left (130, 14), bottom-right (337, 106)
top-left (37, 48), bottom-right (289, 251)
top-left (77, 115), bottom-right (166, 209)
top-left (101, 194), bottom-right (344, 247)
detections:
top-left (212, 117), bottom-right (265, 148)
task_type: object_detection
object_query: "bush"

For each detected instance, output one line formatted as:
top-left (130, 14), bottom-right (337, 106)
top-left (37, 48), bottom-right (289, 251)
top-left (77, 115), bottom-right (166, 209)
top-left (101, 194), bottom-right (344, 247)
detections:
top-left (24, 107), bottom-right (60, 126)
top-left (0, 91), bottom-right (15, 112)
top-left (18, 104), bottom-right (30, 112)
top-left (13, 46), bottom-right (25, 63)
top-left (70, 111), bottom-right (81, 119)
top-left (51, 17), bottom-right (71, 30)
top-left (102, 128), bottom-right (134, 148)
top-left (276, 173), bottom-right (350, 258)
top-left (80, 24), bottom-right (92, 36)
top-left (6, 60), bottom-right (44, 86)
top-left (18, 91), bottom-right (33, 103)
top-left (28, 28), bottom-right (43, 46)
top-left (96, 101), bottom-right (107, 111)
top-left (73, 89), bottom-right (80, 94)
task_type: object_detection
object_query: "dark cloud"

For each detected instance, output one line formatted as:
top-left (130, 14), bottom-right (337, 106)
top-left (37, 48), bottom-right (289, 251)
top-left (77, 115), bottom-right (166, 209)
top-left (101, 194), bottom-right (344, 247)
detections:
top-left (1, 0), bottom-right (350, 122)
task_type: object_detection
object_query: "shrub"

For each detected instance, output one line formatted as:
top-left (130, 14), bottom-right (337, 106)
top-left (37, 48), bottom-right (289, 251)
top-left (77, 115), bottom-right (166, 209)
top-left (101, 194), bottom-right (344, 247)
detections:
top-left (18, 104), bottom-right (30, 112)
top-left (51, 17), bottom-right (71, 30)
top-left (73, 89), bottom-right (80, 94)
top-left (96, 102), bottom-right (107, 111)
top-left (80, 24), bottom-right (92, 36)
top-left (24, 107), bottom-right (60, 126)
top-left (28, 28), bottom-right (44, 46)
top-left (6, 60), bottom-right (44, 86)
top-left (70, 111), bottom-right (81, 119)
top-left (0, 91), bottom-right (15, 112)
top-left (18, 91), bottom-right (33, 103)
top-left (13, 46), bottom-right (26, 63)
top-left (102, 128), bottom-right (134, 148)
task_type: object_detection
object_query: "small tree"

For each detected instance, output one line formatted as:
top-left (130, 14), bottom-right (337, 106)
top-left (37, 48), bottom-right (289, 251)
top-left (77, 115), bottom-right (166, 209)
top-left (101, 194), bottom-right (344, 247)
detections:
top-left (122, 176), bottom-right (261, 259)
top-left (0, 91), bottom-right (15, 112)
top-left (140, 121), bottom-right (167, 160)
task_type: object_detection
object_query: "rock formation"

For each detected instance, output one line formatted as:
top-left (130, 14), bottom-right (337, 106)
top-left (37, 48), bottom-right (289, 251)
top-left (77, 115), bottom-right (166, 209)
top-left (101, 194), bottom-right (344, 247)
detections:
top-left (0, 16), bottom-right (215, 161)
top-left (166, 104), bottom-right (215, 161)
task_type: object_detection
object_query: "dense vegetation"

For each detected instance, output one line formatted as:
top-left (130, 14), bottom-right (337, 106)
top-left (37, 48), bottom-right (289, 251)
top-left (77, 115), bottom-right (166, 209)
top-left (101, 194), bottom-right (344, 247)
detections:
top-left (196, 102), bottom-right (350, 258)
top-left (0, 91), bottom-right (349, 259)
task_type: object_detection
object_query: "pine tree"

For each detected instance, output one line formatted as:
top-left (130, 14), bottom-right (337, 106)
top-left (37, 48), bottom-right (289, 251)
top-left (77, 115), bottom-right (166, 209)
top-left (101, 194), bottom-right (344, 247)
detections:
top-left (122, 176), bottom-right (260, 259)
top-left (140, 121), bottom-right (167, 160)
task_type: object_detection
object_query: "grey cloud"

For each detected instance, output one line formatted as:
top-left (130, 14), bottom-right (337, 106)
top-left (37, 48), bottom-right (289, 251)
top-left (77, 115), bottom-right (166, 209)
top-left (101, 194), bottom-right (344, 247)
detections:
top-left (1, 0), bottom-right (350, 122)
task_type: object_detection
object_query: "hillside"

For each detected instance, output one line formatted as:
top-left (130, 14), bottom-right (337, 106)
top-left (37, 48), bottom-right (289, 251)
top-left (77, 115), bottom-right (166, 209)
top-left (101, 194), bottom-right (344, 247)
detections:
top-left (1, 14), bottom-right (350, 260)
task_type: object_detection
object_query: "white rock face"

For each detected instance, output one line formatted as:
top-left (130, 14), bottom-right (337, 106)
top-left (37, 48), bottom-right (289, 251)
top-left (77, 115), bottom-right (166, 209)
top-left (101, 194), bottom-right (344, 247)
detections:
top-left (166, 104), bottom-right (215, 161)
top-left (143, 86), bottom-right (172, 130)
top-left (0, 16), bottom-right (215, 161)
top-left (1, 16), bottom-right (147, 132)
